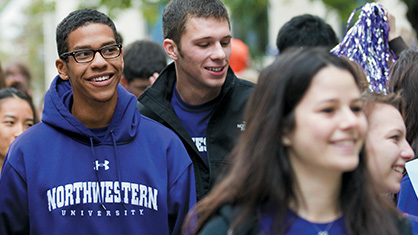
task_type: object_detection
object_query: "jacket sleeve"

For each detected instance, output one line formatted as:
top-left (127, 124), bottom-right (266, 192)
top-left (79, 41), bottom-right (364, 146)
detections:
top-left (397, 174), bottom-right (418, 216)
top-left (167, 140), bottom-right (197, 235)
top-left (0, 159), bottom-right (30, 234)
top-left (389, 36), bottom-right (409, 59)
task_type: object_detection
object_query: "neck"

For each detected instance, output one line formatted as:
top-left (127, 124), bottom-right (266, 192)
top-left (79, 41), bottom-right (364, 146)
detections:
top-left (175, 75), bottom-right (222, 105)
top-left (379, 192), bottom-right (395, 202)
top-left (71, 96), bottom-right (117, 129)
top-left (291, 164), bottom-right (342, 223)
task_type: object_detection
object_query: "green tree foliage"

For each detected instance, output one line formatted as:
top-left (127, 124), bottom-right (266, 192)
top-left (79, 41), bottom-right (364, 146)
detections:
top-left (225, 0), bottom-right (269, 59)
top-left (4, 0), bottom-right (54, 105)
top-left (320, 0), bottom-right (367, 22)
top-left (11, 0), bottom-right (415, 100)
top-left (95, 0), bottom-right (269, 60)
top-left (19, 0), bottom-right (53, 91)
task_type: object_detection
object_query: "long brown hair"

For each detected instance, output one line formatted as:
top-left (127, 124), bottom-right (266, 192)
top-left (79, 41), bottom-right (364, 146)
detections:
top-left (185, 48), bottom-right (402, 235)
top-left (387, 48), bottom-right (418, 157)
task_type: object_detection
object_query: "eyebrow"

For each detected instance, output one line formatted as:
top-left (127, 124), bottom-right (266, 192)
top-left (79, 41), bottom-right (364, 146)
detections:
top-left (194, 35), bottom-right (232, 41)
top-left (72, 41), bottom-right (117, 51)
top-left (2, 115), bottom-right (34, 122)
top-left (25, 118), bottom-right (35, 123)
top-left (318, 97), bottom-right (363, 104)
top-left (3, 115), bottom-right (17, 119)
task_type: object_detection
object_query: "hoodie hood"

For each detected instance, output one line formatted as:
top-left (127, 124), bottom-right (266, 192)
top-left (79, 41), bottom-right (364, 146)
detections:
top-left (42, 75), bottom-right (140, 145)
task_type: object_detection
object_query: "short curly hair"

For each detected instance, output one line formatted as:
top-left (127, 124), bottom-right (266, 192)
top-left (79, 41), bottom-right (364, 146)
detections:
top-left (56, 8), bottom-right (121, 61)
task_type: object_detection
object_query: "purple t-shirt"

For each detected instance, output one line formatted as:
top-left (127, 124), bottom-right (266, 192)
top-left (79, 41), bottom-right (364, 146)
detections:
top-left (259, 209), bottom-right (348, 235)
top-left (171, 87), bottom-right (219, 165)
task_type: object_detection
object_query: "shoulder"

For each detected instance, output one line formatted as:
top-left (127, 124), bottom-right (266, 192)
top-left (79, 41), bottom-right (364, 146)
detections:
top-left (200, 205), bottom-right (258, 235)
top-left (394, 213), bottom-right (414, 235)
top-left (136, 100), bottom-right (158, 119)
top-left (230, 77), bottom-right (255, 100)
top-left (138, 114), bottom-right (188, 159)
top-left (235, 77), bottom-right (255, 88)
top-left (405, 213), bottom-right (418, 235)
top-left (139, 115), bottom-right (177, 139)
top-left (225, 68), bottom-right (255, 91)
top-left (10, 122), bottom-right (55, 145)
top-left (231, 76), bottom-right (255, 92)
top-left (199, 205), bottom-right (234, 235)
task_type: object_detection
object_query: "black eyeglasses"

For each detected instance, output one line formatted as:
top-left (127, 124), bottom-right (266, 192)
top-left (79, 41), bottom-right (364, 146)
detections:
top-left (60, 44), bottom-right (122, 63)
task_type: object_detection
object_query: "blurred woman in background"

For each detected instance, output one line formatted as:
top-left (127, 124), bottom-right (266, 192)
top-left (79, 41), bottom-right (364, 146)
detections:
top-left (0, 88), bottom-right (37, 172)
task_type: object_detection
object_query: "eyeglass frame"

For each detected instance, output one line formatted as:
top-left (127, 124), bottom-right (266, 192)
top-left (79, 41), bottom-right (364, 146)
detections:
top-left (59, 44), bottom-right (122, 63)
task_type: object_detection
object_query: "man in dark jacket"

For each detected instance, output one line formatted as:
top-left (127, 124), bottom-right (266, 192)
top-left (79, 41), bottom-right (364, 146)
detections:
top-left (137, 0), bottom-right (254, 201)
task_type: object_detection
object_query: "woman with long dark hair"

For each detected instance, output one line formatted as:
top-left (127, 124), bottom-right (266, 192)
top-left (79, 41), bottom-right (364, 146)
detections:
top-left (184, 48), bottom-right (412, 235)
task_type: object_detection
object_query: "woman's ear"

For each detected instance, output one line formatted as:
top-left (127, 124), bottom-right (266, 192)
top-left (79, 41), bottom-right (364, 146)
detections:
top-left (55, 59), bottom-right (69, 80)
top-left (163, 39), bottom-right (179, 61)
top-left (281, 127), bottom-right (293, 147)
top-left (282, 136), bottom-right (291, 146)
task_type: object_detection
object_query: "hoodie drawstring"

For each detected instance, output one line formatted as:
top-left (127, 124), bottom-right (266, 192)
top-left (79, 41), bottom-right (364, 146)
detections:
top-left (90, 137), bottom-right (107, 211)
top-left (110, 130), bottom-right (127, 210)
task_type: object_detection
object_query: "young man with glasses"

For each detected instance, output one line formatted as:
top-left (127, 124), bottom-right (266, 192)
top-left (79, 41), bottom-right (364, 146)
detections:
top-left (0, 8), bottom-right (195, 235)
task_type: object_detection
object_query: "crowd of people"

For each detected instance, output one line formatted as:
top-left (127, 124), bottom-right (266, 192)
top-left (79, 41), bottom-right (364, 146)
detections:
top-left (0, 0), bottom-right (417, 234)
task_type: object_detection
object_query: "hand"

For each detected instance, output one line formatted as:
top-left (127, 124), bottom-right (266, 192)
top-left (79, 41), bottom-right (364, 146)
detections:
top-left (149, 72), bottom-right (159, 85)
top-left (386, 10), bottom-right (399, 41)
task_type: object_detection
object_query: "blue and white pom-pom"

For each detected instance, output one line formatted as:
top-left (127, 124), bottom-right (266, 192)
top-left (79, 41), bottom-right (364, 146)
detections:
top-left (331, 3), bottom-right (395, 94)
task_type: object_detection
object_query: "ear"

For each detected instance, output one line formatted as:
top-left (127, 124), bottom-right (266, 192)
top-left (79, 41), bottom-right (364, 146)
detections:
top-left (281, 128), bottom-right (293, 147)
top-left (163, 39), bottom-right (179, 61)
top-left (281, 136), bottom-right (292, 146)
top-left (120, 49), bottom-right (124, 71)
top-left (56, 59), bottom-right (69, 80)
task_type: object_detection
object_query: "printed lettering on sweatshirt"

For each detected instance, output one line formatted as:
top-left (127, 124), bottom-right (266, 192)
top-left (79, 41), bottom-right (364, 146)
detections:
top-left (192, 137), bottom-right (206, 152)
top-left (47, 181), bottom-right (158, 213)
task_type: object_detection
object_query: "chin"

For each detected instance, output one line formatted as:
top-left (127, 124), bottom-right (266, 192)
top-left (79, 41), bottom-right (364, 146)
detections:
top-left (338, 159), bottom-right (359, 172)
top-left (388, 185), bottom-right (401, 194)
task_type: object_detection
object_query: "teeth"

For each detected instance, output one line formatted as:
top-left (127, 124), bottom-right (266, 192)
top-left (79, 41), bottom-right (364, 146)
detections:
top-left (207, 67), bottom-right (222, 72)
top-left (393, 166), bottom-right (404, 174)
top-left (335, 140), bottom-right (354, 146)
top-left (91, 76), bottom-right (110, 82)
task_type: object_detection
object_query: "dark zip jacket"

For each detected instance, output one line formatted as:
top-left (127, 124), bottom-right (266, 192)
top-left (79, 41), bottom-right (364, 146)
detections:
top-left (137, 62), bottom-right (254, 200)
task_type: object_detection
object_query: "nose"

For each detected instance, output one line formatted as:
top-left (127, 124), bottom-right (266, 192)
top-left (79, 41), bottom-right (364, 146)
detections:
top-left (90, 51), bottom-right (107, 67)
top-left (210, 42), bottom-right (227, 60)
top-left (400, 140), bottom-right (415, 161)
top-left (339, 108), bottom-right (362, 130)
top-left (13, 124), bottom-right (25, 138)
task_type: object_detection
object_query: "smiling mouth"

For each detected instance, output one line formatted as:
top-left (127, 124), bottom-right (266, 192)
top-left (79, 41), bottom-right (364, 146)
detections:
top-left (89, 75), bottom-right (110, 82)
top-left (393, 166), bottom-right (405, 174)
top-left (333, 140), bottom-right (355, 146)
top-left (206, 67), bottom-right (224, 72)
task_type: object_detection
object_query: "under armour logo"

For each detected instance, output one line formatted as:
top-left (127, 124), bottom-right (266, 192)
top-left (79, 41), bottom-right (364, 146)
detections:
top-left (237, 121), bottom-right (246, 131)
top-left (94, 160), bottom-right (110, 171)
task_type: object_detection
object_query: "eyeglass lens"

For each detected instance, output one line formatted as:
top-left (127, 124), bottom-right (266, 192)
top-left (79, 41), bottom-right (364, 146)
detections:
top-left (74, 45), bottom-right (120, 63)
